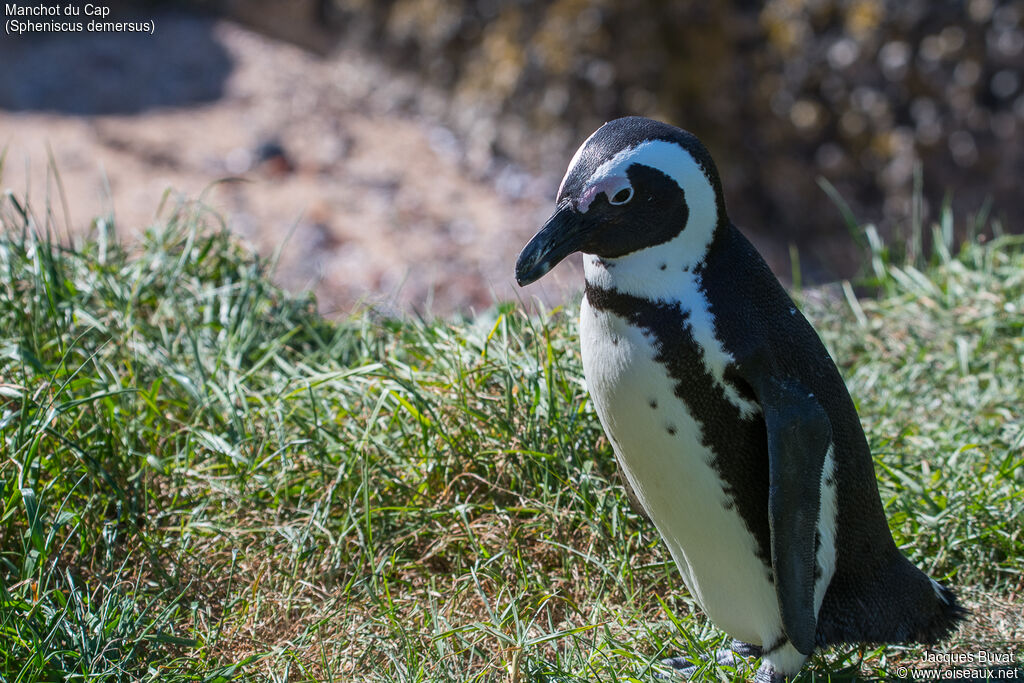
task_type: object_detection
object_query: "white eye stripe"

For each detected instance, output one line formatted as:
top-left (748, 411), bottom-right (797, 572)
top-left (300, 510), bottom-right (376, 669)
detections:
top-left (558, 127), bottom-right (602, 199)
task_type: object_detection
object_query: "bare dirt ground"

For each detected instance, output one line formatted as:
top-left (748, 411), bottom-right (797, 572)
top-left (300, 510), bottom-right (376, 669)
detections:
top-left (1, 10), bottom-right (588, 317)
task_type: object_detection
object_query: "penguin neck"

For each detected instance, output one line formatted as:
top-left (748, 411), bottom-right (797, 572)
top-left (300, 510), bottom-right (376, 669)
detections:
top-left (582, 220), bottom-right (720, 303)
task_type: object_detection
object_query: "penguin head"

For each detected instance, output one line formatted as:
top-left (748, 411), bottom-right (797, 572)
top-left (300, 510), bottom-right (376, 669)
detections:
top-left (516, 116), bottom-right (727, 286)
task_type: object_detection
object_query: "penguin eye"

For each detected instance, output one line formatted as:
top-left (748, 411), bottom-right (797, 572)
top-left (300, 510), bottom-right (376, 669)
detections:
top-left (609, 187), bottom-right (634, 205)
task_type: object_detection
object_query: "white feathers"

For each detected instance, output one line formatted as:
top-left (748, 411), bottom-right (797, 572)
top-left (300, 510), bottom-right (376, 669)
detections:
top-left (931, 578), bottom-right (950, 604)
top-left (557, 126), bottom-right (601, 199)
top-left (814, 444), bottom-right (839, 612)
top-left (761, 641), bottom-right (810, 678)
top-left (583, 264), bottom-right (760, 419)
top-left (580, 298), bottom-right (779, 645)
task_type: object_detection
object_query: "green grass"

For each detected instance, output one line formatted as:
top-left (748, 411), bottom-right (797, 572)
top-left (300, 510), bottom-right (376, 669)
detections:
top-left (0, 184), bottom-right (1020, 682)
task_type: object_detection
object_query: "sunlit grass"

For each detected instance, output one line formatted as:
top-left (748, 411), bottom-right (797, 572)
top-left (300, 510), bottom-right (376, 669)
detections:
top-left (0, 185), bottom-right (1020, 682)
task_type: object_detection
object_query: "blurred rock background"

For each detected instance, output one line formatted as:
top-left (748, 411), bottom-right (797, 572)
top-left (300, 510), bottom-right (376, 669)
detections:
top-left (1, 0), bottom-right (1022, 314)
top-left (303, 0), bottom-right (1024, 276)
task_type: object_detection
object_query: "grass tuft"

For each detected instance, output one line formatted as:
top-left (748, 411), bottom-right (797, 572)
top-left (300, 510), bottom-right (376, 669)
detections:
top-left (0, 186), bottom-right (1020, 681)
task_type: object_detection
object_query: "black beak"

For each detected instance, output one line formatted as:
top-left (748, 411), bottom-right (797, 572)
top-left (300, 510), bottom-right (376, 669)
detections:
top-left (515, 202), bottom-right (590, 286)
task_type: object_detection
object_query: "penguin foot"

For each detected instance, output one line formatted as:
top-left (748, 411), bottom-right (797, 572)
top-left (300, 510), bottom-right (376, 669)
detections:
top-left (729, 639), bottom-right (763, 658)
top-left (657, 641), bottom-right (762, 678)
top-left (756, 640), bottom-right (807, 683)
top-left (754, 664), bottom-right (789, 683)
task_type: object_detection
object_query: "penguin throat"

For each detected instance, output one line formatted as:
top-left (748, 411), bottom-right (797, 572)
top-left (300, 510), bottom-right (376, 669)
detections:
top-left (582, 221), bottom-right (718, 300)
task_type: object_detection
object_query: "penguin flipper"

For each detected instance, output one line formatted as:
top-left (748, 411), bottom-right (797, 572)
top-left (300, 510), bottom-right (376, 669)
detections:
top-left (758, 375), bottom-right (832, 656)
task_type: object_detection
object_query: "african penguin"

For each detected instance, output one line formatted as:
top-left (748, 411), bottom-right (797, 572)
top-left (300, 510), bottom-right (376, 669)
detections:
top-left (514, 117), bottom-right (966, 681)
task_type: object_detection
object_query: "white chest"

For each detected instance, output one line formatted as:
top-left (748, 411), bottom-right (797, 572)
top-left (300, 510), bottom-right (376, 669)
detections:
top-left (579, 289), bottom-right (780, 644)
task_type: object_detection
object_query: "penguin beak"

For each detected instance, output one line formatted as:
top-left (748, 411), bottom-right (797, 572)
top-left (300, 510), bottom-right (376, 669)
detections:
top-left (515, 202), bottom-right (590, 286)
